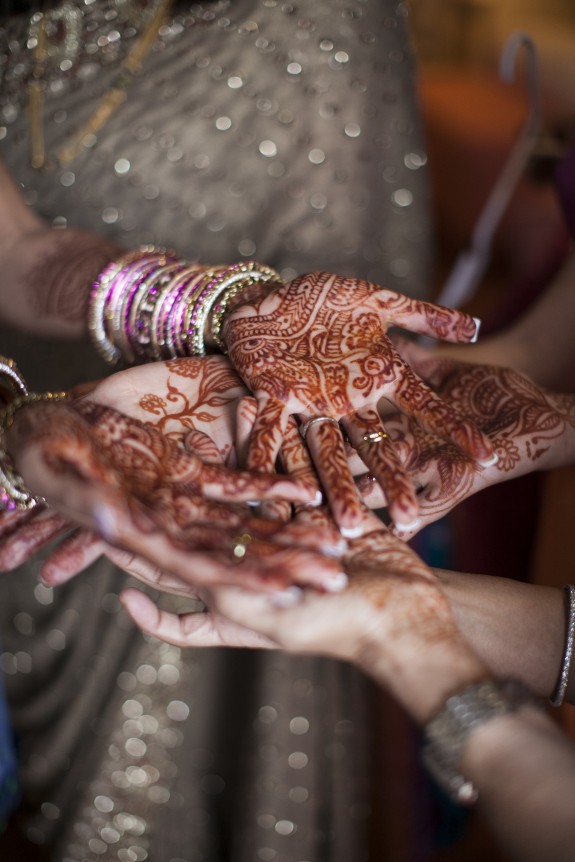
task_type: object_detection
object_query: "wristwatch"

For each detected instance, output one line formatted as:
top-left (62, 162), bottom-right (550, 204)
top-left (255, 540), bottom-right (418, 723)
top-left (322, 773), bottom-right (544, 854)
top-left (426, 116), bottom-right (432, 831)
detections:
top-left (422, 677), bottom-right (537, 805)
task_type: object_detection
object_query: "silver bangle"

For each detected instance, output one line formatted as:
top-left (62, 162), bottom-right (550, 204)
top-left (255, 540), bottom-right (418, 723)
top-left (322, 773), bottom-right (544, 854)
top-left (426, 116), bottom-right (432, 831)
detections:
top-left (549, 584), bottom-right (575, 707)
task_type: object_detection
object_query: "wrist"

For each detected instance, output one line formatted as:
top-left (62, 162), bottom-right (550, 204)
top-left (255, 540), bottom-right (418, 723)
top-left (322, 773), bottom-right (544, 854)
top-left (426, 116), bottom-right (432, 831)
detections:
top-left (357, 618), bottom-right (488, 725)
top-left (5, 227), bottom-right (122, 339)
top-left (204, 279), bottom-right (276, 351)
top-left (89, 255), bottom-right (282, 363)
top-left (423, 677), bottom-right (539, 804)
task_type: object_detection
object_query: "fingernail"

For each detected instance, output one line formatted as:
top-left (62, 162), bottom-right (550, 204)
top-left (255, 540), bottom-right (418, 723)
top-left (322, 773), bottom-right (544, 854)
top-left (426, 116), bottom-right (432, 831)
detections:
top-left (269, 586), bottom-right (302, 607)
top-left (477, 452), bottom-right (498, 468)
top-left (396, 517), bottom-right (421, 533)
top-left (341, 523), bottom-right (363, 539)
top-left (322, 537), bottom-right (348, 557)
top-left (247, 500), bottom-right (261, 507)
top-left (322, 572), bottom-right (348, 592)
top-left (471, 317), bottom-right (481, 343)
top-left (308, 490), bottom-right (323, 507)
top-left (92, 503), bottom-right (118, 543)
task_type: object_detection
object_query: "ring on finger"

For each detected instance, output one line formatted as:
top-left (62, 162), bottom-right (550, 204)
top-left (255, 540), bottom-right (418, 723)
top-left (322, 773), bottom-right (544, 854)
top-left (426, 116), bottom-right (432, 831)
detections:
top-left (231, 532), bottom-right (253, 561)
top-left (300, 415), bottom-right (340, 441)
top-left (358, 430), bottom-right (389, 449)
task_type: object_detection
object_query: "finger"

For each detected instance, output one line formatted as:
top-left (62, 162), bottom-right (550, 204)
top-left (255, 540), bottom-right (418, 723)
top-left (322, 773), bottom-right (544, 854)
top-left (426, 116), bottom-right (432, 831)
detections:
top-left (0, 509), bottom-right (71, 571)
top-left (41, 530), bottom-right (106, 585)
top-left (279, 507), bottom-right (348, 557)
top-left (242, 397), bottom-right (320, 514)
top-left (278, 419), bottom-right (345, 555)
top-left (97, 502), bottom-right (347, 593)
top-left (241, 539), bottom-right (348, 592)
top-left (246, 396), bottom-right (288, 474)
top-left (182, 429), bottom-right (225, 466)
top-left (249, 407), bottom-right (299, 519)
top-left (388, 335), bottom-right (456, 388)
top-left (341, 407), bottom-right (419, 530)
top-left (302, 417), bottom-right (366, 538)
top-left (279, 416), bottom-right (322, 500)
top-left (355, 473), bottom-right (387, 509)
top-left (235, 395), bottom-right (258, 468)
top-left (373, 290), bottom-right (480, 343)
top-left (188, 459), bottom-right (319, 505)
top-left (236, 396), bottom-right (281, 519)
top-left (0, 506), bottom-right (39, 540)
top-left (106, 545), bottom-right (203, 598)
top-left (392, 363), bottom-right (495, 464)
top-left (120, 588), bottom-right (274, 649)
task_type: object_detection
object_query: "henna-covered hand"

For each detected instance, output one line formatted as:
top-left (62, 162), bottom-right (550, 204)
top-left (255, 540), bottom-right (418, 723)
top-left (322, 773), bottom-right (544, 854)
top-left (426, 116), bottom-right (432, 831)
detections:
top-left (223, 272), bottom-right (493, 536)
top-left (0, 382), bottom-right (347, 592)
top-left (121, 506), bottom-right (485, 723)
top-left (356, 339), bottom-right (575, 535)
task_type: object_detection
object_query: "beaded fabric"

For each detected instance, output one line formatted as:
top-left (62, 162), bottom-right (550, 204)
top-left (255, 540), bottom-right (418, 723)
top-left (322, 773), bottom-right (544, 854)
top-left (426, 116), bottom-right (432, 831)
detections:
top-left (0, 2), bottom-right (432, 860)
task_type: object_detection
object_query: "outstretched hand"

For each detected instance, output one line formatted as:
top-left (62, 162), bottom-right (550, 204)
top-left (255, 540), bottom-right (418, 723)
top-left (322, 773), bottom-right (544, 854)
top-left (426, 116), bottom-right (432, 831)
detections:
top-left (0, 368), bottom-right (348, 592)
top-left (121, 506), bottom-right (485, 722)
top-left (356, 339), bottom-right (575, 535)
top-left (223, 272), bottom-right (494, 535)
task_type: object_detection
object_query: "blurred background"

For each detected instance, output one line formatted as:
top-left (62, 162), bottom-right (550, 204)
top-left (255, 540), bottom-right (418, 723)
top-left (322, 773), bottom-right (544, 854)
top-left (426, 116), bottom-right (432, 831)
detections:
top-left (375, 7), bottom-right (575, 860)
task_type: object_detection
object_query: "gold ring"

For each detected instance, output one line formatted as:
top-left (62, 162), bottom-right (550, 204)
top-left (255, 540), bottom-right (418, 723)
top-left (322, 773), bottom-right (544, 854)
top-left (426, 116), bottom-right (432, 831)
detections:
top-left (231, 532), bottom-right (253, 561)
top-left (299, 415), bottom-right (340, 441)
top-left (358, 430), bottom-right (389, 448)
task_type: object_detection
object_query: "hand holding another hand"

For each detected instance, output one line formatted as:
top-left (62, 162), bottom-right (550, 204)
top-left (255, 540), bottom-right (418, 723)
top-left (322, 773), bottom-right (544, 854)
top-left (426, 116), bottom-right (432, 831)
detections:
top-left (122, 505), bottom-right (486, 724)
top-left (224, 271), bottom-right (494, 535)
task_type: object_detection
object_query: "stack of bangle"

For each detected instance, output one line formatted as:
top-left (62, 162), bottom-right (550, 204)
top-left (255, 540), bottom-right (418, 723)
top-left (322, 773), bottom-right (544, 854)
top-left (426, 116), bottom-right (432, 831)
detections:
top-left (88, 249), bottom-right (283, 365)
top-left (0, 356), bottom-right (69, 512)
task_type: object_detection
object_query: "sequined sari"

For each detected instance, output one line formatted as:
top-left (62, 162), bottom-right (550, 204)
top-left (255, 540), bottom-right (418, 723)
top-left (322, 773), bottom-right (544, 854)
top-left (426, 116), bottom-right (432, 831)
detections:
top-left (0, 2), bottom-right (432, 859)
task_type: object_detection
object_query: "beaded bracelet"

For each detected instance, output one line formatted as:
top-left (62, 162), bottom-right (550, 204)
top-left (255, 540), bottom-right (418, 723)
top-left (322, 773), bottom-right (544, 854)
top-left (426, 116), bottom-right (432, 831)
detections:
top-left (0, 357), bottom-right (69, 511)
top-left (208, 262), bottom-right (283, 353)
top-left (88, 250), bottom-right (283, 364)
top-left (549, 584), bottom-right (575, 707)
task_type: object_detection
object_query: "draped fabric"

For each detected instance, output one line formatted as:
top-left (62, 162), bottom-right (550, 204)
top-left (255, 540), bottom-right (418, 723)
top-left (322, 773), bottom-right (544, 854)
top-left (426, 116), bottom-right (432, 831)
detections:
top-left (0, 2), bottom-right (433, 859)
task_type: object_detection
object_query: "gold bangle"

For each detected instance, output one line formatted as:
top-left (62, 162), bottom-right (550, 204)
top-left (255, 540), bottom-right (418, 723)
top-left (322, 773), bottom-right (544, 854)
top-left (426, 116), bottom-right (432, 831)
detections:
top-left (208, 263), bottom-right (283, 352)
top-left (0, 390), bottom-right (70, 512)
top-left (0, 391), bottom-right (70, 435)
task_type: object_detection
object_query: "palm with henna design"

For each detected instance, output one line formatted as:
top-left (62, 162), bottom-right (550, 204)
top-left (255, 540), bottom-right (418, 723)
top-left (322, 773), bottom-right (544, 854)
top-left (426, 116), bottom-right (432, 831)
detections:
top-left (223, 271), bottom-right (493, 535)
top-left (356, 339), bottom-right (575, 536)
top-left (0, 357), bottom-right (345, 592)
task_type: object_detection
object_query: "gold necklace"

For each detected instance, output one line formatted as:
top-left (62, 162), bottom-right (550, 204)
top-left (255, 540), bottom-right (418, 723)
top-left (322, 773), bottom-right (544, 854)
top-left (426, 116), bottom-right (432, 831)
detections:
top-left (28, 0), bottom-right (173, 170)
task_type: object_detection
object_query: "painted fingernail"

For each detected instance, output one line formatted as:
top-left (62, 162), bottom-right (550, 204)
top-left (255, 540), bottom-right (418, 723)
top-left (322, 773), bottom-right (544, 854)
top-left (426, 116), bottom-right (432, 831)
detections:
top-left (269, 586), bottom-right (303, 607)
top-left (321, 572), bottom-right (348, 592)
top-left (396, 517), bottom-right (421, 533)
top-left (340, 523), bottom-right (364, 539)
top-left (92, 503), bottom-right (118, 543)
top-left (477, 452), bottom-right (498, 468)
top-left (471, 317), bottom-right (481, 343)
top-left (247, 500), bottom-right (261, 507)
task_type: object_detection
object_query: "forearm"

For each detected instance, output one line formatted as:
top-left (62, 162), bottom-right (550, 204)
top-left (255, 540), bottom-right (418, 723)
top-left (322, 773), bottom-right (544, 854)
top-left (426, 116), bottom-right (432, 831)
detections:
top-left (462, 707), bottom-right (575, 862)
top-left (437, 570), bottom-right (569, 701)
top-left (0, 158), bottom-right (121, 338)
top-left (4, 228), bottom-right (122, 338)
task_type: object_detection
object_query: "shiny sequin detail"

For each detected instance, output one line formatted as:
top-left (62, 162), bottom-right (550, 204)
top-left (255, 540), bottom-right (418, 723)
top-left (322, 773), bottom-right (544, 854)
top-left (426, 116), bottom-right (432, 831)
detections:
top-left (0, 2), bottom-right (430, 860)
